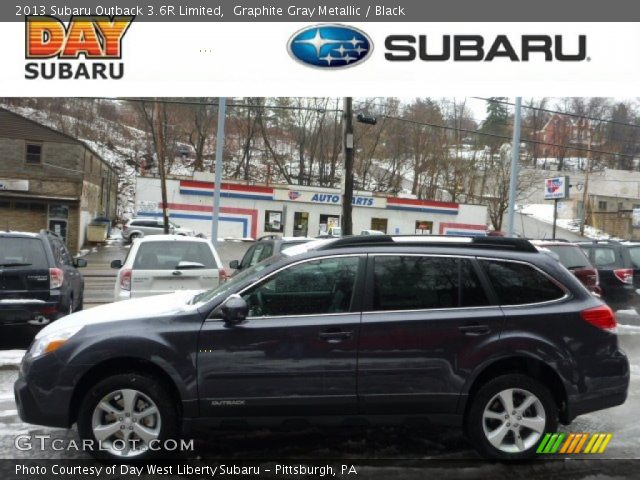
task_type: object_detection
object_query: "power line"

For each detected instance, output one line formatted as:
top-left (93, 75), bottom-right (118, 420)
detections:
top-left (91, 97), bottom-right (341, 113)
top-left (474, 97), bottom-right (640, 130)
top-left (377, 113), bottom-right (638, 160)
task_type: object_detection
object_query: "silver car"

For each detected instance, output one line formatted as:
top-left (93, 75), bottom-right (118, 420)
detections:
top-left (123, 218), bottom-right (196, 241)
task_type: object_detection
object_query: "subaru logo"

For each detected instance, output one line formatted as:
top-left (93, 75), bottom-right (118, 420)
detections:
top-left (288, 24), bottom-right (373, 69)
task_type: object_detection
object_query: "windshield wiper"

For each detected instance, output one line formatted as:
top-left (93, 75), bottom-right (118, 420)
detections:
top-left (0, 262), bottom-right (32, 267)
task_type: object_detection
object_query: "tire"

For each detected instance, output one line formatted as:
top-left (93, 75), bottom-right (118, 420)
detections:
top-left (466, 374), bottom-right (558, 460)
top-left (77, 373), bottom-right (180, 460)
top-left (128, 232), bottom-right (140, 242)
top-left (76, 291), bottom-right (84, 311)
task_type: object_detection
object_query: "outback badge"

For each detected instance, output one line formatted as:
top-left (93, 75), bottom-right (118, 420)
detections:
top-left (288, 24), bottom-right (373, 69)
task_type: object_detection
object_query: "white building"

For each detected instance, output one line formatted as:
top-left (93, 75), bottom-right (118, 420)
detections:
top-left (135, 174), bottom-right (489, 239)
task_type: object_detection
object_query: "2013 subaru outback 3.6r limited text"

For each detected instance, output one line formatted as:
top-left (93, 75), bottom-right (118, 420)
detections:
top-left (15, 236), bottom-right (629, 460)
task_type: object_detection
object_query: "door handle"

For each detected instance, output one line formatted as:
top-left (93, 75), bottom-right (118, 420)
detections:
top-left (172, 270), bottom-right (183, 276)
top-left (319, 330), bottom-right (353, 343)
top-left (458, 324), bottom-right (490, 336)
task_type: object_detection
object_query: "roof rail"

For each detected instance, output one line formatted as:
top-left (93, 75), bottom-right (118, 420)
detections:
top-left (576, 239), bottom-right (622, 245)
top-left (316, 235), bottom-right (539, 253)
top-left (257, 234), bottom-right (280, 241)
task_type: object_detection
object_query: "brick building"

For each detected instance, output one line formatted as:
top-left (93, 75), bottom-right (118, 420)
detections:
top-left (0, 107), bottom-right (117, 253)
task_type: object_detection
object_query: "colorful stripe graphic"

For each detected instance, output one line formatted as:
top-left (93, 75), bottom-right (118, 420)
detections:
top-left (386, 197), bottom-right (459, 215)
top-left (537, 433), bottom-right (612, 454)
top-left (179, 180), bottom-right (275, 201)
top-left (139, 203), bottom-right (258, 239)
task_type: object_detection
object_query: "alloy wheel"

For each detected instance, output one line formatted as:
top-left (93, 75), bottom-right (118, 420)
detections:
top-left (481, 387), bottom-right (546, 453)
top-left (91, 388), bottom-right (161, 457)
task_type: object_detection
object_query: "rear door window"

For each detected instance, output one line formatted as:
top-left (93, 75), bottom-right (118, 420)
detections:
top-left (480, 260), bottom-right (566, 305)
top-left (371, 256), bottom-right (489, 311)
top-left (0, 237), bottom-right (48, 269)
top-left (133, 241), bottom-right (218, 270)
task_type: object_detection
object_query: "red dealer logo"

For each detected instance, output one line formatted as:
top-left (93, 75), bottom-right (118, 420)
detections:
top-left (25, 15), bottom-right (134, 80)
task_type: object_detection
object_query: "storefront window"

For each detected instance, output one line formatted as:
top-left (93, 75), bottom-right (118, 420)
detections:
top-left (264, 210), bottom-right (283, 233)
top-left (49, 204), bottom-right (69, 219)
top-left (415, 221), bottom-right (433, 235)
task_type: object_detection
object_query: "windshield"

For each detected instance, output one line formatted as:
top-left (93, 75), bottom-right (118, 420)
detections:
top-left (281, 238), bottom-right (332, 256)
top-left (189, 254), bottom-right (284, 304)
top-left (545, 245), bottom-right (591, 269)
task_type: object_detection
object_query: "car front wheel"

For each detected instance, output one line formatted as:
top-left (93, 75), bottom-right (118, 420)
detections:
top-left (77, 373), bottom-right (180, 460)
top-left (466, 374), bottom-right (558, 459)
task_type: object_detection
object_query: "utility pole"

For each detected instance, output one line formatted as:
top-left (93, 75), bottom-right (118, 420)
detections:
top-left (211, 97), bottom-right (227, 245)
top-left (579, 123), bottom-right (593, 237)
top-left (506, 96), bottom-right (522, 237)
top-left (341, 97), bottom-right (354, 236)
top-left (155, 100), bottom-right (170, 234)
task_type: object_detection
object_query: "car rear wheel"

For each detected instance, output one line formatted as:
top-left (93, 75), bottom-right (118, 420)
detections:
top-left (77, 373), bottom-right (179, 460)
top-left (466, 374), bottom-right (558, 459)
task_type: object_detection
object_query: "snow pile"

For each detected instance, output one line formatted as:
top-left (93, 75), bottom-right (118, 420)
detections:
top-left (0, 350), bottom-right (25, 368)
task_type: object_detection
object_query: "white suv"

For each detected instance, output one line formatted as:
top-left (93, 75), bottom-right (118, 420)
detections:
top-left (111, 235), bottom-right (225, 301)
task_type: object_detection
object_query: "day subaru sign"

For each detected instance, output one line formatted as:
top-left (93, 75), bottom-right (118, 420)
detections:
top-left (544, 176), bottom-right (570, 200)
top-left (288, 24), bottom-right (373, 69)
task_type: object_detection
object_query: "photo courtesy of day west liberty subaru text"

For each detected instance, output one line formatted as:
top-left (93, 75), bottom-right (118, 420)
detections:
top-left (24, 15), bottom-right (134, 79)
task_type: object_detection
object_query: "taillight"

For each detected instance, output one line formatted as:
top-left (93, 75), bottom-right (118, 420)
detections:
top-left (49, 268), bottom-right (64, 289)
top-left (581, 305), bottom-right (617, 332)
top-left (120, 268), bottom-right (132, 291)
top-left (573, 268), bottom-right (599, 287)
top-left (218, 268), bottom-right (227, 283)
top-left (613, 268), bottom-right (633, 284)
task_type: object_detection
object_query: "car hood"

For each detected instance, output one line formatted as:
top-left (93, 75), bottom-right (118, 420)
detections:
top-left (35, 290), bottom-right (202, 339)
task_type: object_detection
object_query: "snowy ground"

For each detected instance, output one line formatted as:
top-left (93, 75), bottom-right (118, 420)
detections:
top-left (519, 204), bottom-right (619, 240)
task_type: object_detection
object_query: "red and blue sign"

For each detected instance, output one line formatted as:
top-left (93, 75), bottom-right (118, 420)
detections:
top-left (179, 180), bottom-right (274, 201)
top-left (544, 176), bottom-right (569, 200)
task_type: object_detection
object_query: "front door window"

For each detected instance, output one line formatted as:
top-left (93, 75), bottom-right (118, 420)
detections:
top-left (242, 256), bottom-right (360, 317)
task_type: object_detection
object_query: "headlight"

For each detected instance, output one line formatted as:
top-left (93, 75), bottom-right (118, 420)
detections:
top-left (29, 325), bottom-right (83, 358)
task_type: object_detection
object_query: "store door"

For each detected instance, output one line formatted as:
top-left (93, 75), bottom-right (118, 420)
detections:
top-left (371, 218), bottom-right (388, 233)
top-left (319, 214), bottom-right (340, 235)
top-left (293, 212), bottom-right (309, 237)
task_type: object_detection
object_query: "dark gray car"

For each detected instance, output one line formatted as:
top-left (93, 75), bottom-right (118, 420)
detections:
top-left (14, 236), bottom-right (629, 460)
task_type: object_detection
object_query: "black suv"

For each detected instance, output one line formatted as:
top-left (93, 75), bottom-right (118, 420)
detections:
top-left (229, 234), bottom-right (314, 275)
top-left (15, 236), bottom-right (628, 460)
top-left (0, 230), bottom-right (86, 327)
top-left (577, 240), bottom-right (640, 311)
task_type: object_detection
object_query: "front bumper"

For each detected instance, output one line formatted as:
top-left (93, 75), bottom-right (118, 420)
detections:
top-left (14, 353), bottom-right (75, 428)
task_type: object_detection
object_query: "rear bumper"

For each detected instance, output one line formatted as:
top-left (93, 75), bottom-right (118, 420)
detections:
top-left (0, 299), bottom-right (62, 325)
top-left (565, 349), bottom-right (630, 423)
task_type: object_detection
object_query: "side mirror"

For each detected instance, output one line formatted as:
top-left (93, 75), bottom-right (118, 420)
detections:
top-left (74, 258), bottom-right (87, 268)
top-left (220, 294), bottom-right (248, 325)
top-left (110, 259), bottom-right (123, 269)
top-left (229, 260), bottom-right (239, 270)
